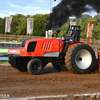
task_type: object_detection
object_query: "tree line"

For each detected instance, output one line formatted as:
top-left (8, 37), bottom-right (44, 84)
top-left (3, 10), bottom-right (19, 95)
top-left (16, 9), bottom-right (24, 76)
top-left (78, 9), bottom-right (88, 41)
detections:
top-left (53, 14), bottom-right (100, 39)
top-left (0, 14), bottom-right (100, 39)
top-left (0, 14), bottom-right (49, 36)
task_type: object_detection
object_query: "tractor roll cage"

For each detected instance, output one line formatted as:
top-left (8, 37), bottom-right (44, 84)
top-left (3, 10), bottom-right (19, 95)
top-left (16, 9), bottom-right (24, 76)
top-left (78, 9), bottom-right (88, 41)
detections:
top-left (65, 25), bottom-right (81, 42)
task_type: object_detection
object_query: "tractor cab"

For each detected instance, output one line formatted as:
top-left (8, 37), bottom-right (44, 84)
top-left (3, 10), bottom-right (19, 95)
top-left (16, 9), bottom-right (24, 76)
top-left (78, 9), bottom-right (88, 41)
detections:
top-left (62, 25), bottom-right (82, 52)
top-left (64, 25), bottom-right (81, 43)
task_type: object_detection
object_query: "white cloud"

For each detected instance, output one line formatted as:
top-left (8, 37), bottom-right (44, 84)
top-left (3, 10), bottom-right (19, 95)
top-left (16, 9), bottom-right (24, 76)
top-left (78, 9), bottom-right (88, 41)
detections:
top-left (23, 6), bottom-right (33, 10)
top-left (9, 3), bottom-right (21, 8)
top-left (0, 10), bottom-right (18, 18)
top-left (23, 5), bottom-right (50, 15)
top-left (23, 6), bottom-right (40, 10)
top-left (0, 1), bottom-right (59, 18)
top-left (28, 9), bottom-right (50, 14)
top-left (83, 11), bottom-right (97, 17)
top-left (0, 13), bottom-right (7, 18)
top-left (8, 11), bottom-right (16, 15)
top-left (0, 12), bottom-right (14, 18)
top-left (0, 9), bottom-right (50, 18)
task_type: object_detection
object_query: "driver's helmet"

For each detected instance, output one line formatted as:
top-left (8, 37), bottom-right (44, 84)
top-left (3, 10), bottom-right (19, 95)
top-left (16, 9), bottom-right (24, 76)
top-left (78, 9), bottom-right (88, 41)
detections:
top-left (69, 30), bottom-right (73, 35)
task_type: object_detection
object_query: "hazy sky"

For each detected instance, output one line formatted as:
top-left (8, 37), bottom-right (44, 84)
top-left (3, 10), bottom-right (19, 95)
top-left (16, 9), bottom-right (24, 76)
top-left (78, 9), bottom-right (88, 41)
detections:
top-left (0, 0), bottom-right (98, 18)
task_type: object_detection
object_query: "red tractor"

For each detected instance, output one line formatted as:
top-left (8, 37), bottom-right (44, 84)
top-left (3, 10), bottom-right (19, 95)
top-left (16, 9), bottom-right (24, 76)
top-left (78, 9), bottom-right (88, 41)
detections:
top-left (9, 25), bottom-right (95, 75)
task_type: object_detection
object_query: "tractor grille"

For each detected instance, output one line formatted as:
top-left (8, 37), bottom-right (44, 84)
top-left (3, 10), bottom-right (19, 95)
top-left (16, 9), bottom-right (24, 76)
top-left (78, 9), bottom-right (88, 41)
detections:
top-left (42, 41), bottom-right (52, 51)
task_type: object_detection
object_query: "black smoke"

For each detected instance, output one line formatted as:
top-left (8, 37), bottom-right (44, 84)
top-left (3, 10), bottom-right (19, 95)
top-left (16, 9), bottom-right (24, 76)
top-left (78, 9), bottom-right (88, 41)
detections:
top-left (45, 0), bottom-right (100, 31)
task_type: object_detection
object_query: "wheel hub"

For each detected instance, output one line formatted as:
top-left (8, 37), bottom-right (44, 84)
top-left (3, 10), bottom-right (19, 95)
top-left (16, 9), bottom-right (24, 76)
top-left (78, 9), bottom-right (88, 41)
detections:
top-left (34, 65), bottom-right (38, 70)
top-left (75, 49), bottom-right (92, 69)
top-left (32, 63), bottom-right (40, 70)
top-left (78, 57), bottom-right (82, 61)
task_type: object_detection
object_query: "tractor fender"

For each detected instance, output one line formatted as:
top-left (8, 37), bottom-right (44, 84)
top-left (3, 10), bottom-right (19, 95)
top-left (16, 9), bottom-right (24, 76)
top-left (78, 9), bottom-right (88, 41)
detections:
top-left (68, 42), bottom-right (85, 49)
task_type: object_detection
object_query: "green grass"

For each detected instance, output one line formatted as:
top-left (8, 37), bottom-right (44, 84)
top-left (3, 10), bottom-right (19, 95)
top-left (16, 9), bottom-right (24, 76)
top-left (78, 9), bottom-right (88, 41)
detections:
top-left (0, 61), bottom-right (9, 64)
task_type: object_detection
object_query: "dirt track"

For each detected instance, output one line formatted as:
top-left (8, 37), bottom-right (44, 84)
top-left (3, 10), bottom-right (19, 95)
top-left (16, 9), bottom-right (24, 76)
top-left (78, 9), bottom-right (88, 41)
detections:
top-left (0, 63), bottom-right (100, 99)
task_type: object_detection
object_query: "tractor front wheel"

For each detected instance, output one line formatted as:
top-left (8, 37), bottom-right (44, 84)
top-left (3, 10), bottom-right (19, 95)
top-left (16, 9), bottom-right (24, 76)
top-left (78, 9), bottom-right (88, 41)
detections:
top-left (27, 58), bottom-right (43, 75)
top-left (65, 44), bottom-right (95, 74)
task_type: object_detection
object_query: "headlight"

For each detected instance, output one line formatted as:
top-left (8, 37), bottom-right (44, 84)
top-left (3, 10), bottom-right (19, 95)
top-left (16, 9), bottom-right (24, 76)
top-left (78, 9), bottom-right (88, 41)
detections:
top-left (20, 48), bottom-right (24, 52)
top-left (22, 48), bottom-right (24, 52)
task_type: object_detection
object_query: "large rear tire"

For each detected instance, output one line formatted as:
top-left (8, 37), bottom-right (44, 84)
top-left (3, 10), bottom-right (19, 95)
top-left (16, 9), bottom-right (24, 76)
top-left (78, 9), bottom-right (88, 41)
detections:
top-left (27, 58), bottom-right (43, 75)
top-left (65, 44), bottom-right (95, 74)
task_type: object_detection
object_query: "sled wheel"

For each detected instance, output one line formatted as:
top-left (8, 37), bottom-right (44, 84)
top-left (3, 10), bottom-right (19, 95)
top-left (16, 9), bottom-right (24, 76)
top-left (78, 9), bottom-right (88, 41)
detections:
top-left (65, 44), bottom-right (95, 74)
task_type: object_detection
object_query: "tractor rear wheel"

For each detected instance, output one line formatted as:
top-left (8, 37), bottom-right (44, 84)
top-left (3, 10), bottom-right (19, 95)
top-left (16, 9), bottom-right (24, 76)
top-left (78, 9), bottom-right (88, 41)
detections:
top-left (27, 58), bottom-right (43, 75)
top-left (65, 44), bottom-right (95, 74)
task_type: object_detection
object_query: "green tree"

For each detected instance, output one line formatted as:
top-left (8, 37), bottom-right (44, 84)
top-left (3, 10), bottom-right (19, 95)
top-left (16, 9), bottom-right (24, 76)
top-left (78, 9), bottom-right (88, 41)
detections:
top-left (32, 14), bottom-right (49, 36)
top-left (1, 13), bottom-right (100, 39)
top-left (81, 14), bottom-right (92, 21)
top-left (0, 18), bottom-right (5, 34)
top-left (16, 15), bottom-right (27, 35)
top-left (53, 14), bottom-right (93, 39)
top-left (93, 15), bottom-right (99, 20)
top-left (92, 22), bottom-right (100, 39)
top-left (10, 14), bottom-right (27, 35)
